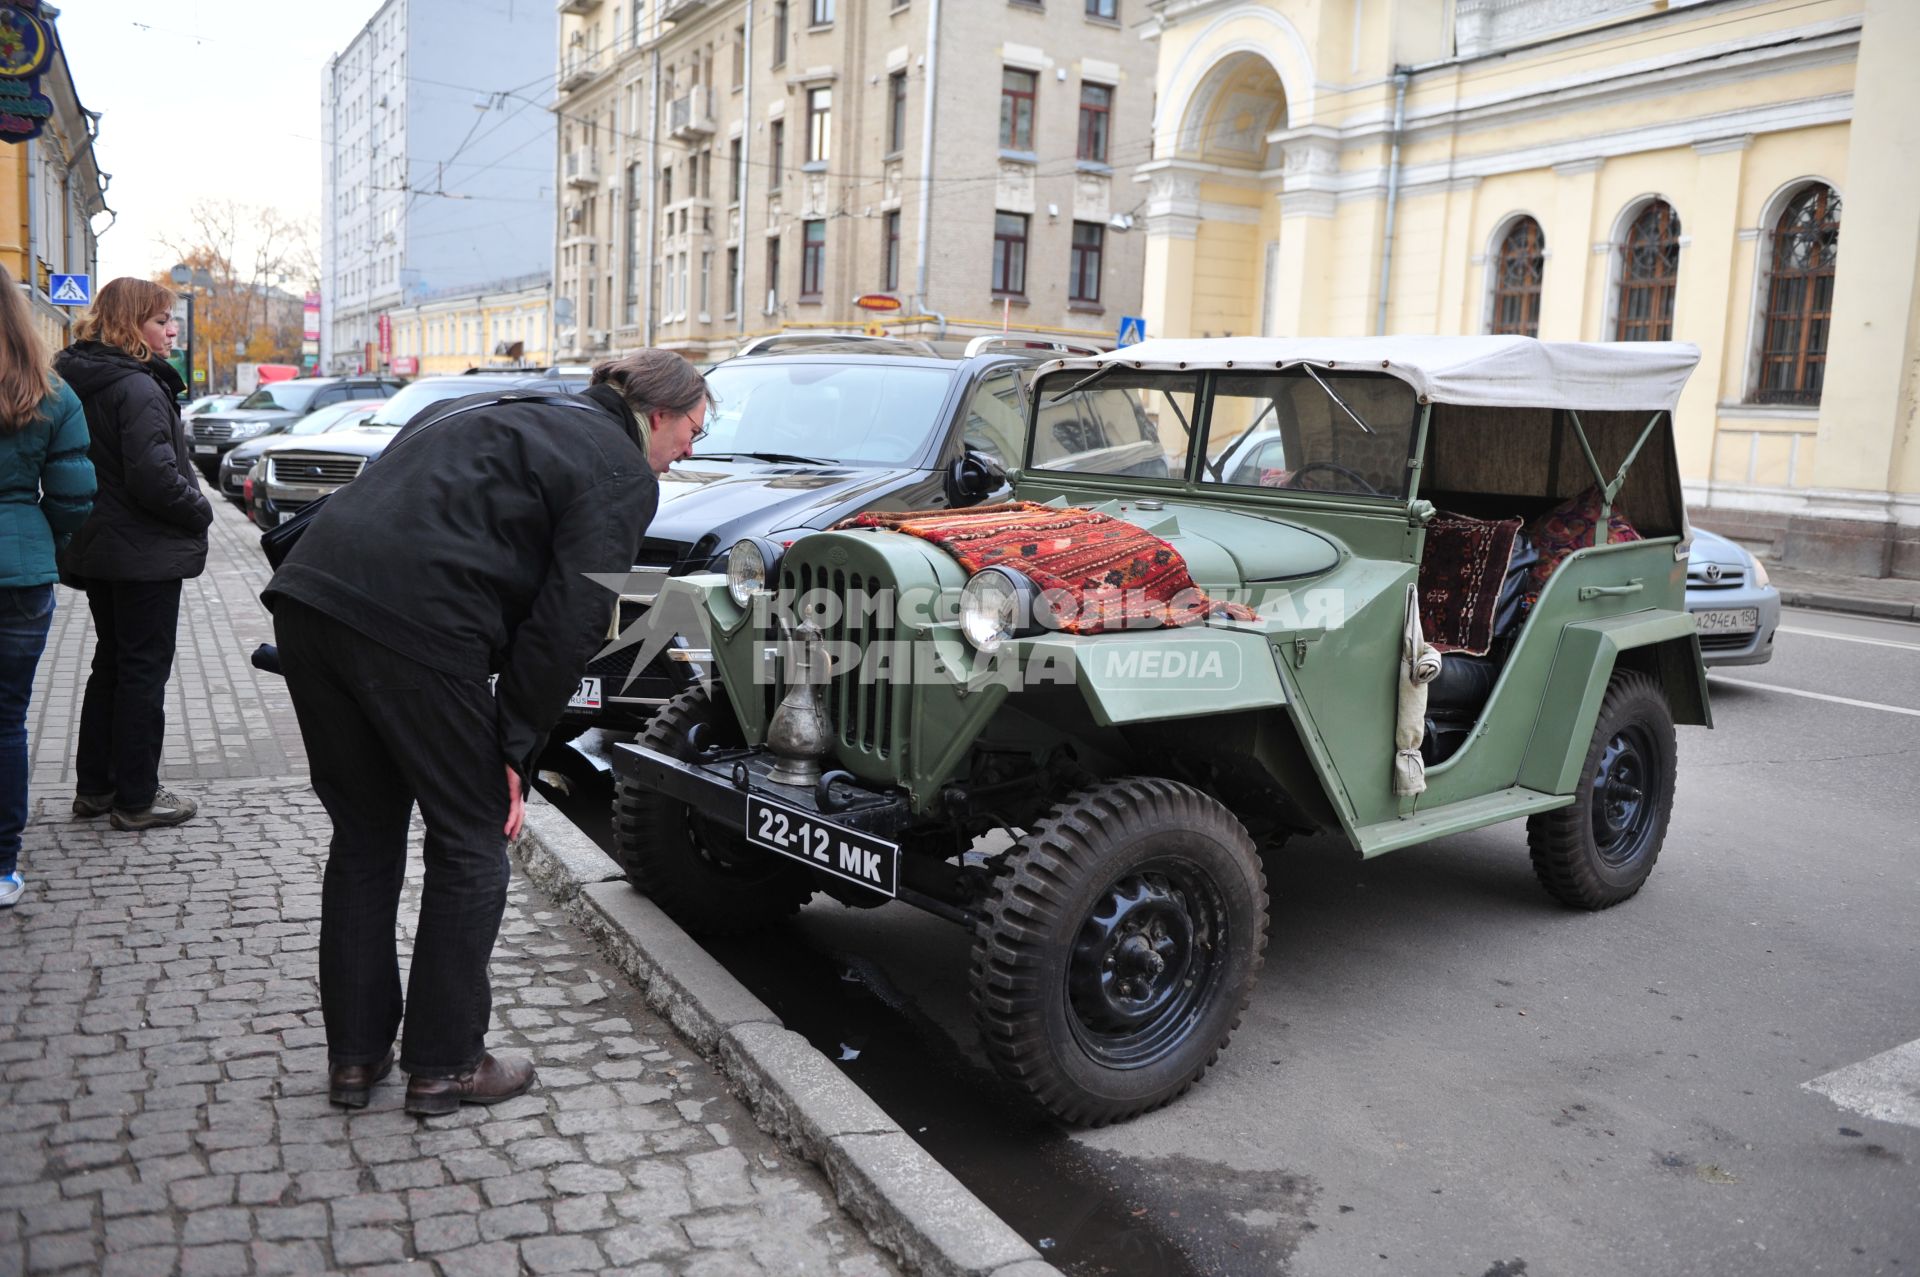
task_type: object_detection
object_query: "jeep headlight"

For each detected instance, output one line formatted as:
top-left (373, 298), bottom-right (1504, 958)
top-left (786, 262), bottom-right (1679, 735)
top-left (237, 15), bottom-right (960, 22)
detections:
top-left (725, 536), bottom-right (782, 606)
top-left (959, 567), bottom-right (1036, 655)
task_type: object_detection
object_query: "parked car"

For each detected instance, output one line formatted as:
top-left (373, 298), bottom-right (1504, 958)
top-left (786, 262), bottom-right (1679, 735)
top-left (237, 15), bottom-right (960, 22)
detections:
top-left (609, 335), bottom-right (1713, 1126)
top-left (185, 375), bottom-right (404, 482)
top-left (248, 372), bottom-right (585, 530)
top-left (218, 400), bottom-right (387, 508)
top-left (1686, 527), bottom-right (1779, 666)
top-left (560, 335), bottom-right (1104, 738)
top-left (183, 393), bottom-right (243, 421)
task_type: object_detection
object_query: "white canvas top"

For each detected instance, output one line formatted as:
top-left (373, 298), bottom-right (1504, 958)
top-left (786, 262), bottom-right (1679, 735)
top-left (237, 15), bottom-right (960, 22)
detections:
top-left (1061, 336), bottom-right (1700, 412)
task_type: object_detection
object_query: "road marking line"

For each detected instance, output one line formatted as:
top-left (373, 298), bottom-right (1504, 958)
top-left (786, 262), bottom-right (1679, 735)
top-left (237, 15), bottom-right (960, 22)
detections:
top-left (1804, 1038), bottom-right (1920, 1130)
top-left (1708, 677), bottom-right (1920, 718)
top-left (1779, 625), bottom-right (1920, 653)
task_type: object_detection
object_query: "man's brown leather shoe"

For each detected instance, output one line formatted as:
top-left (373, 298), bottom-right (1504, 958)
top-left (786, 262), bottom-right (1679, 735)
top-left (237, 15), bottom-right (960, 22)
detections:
top-left (328, 1051), bottom-right (395, 1109)
top-left (404, 1053), bottom-right (537, 1116)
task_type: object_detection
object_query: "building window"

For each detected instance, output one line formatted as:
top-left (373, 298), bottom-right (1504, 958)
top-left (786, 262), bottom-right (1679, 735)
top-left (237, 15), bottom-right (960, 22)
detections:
top-left (1069, 221), bottom-right (1103, 303)
top-left (1086, 0), bottom-right (1117, 16)
top-left (772, 1), bottom-right (788, 68)
top-left (1616, 200), bottom-right (1681, 342)
top-left (625, 164), bottom-right (643, 325)
top-left (883, 210), bottom-right (901, 291)
top-left (1000, 69), bottom-right (1036, 152)
top-left (768, 120), bottom-right (784, 190)
top-left (700, 250), bottom-right (712, 316)
top-left (806, 88), bottom-right (831, 163)
top-left (1755, 185), bottom-right (1841, 406)
top-left (887, 71), bottom-right (909, 155)
top-left (992, 212), bottom-right (1028, 295)
top-left (726, 247), bottom-right (739, 317)
top-left (766, 235), bottom-right (782, 311)
top-left (811, 0), bottom-right (834, 24)
top-left (1078, 83), bottom-right (1111, 163)
top-left (801, 220), bottom-right (826, 299)
top-left (729, 139), bottom-right (742, 202)
top-left (1490, 216), bottom-right (1544, 338)
top-left (732, 25), bottom-right (745, 87)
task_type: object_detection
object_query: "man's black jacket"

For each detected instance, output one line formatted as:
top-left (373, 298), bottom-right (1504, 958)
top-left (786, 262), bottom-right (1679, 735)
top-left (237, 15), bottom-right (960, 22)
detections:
top-left (263, 383), bottom-right (657, 777)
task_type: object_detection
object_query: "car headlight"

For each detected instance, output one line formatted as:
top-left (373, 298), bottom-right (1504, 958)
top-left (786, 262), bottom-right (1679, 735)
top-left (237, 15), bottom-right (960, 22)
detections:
top-left (231, 421), bottom-right (266, 439)
top-left (1751, 556), bottom-right (1770, 588)
top-left (958, 567), bottom-right (1037, 655)
top-left (725, 536), bottom-right (783, 606)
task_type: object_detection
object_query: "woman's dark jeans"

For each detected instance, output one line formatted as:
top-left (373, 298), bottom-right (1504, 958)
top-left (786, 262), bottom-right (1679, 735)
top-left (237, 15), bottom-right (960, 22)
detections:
top-left (0, 584), bottom-right (55, 877)
top-left (76, 578), bottom-right (183, 811)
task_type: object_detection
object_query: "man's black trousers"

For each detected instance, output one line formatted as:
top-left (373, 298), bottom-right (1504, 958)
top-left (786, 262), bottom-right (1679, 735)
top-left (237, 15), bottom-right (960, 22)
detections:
top-left (274, 598), bottom-right (512, 1079)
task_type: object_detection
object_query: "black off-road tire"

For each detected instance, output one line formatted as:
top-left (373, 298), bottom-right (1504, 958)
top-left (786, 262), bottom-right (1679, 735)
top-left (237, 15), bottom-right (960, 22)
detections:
top-left (611, 686), bottom-right (813, 935)
top-left (1527, 670), bottom-right (1677, 910)
top-left (970, 777), bottom-right (1269, 1127)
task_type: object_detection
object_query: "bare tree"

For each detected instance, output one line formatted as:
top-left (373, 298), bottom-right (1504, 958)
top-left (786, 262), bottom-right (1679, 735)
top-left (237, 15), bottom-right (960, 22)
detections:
top-left (155, 199), bottom-right (319, 375)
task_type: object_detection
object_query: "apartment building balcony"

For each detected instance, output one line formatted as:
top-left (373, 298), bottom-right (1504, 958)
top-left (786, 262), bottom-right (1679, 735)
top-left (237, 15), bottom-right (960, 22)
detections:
top-left (662, 0), bottom-right (713, 23)
top-left (1455, 0), bottom-right (1650, 56)
top-left (564, 148), bottom-right (601, 189)
top-left (557, 49), bottom-right (599, 93)
top-left (556, 0), bottom-right (599, 14)
top-left (668, 87), bottom-right (715, 140)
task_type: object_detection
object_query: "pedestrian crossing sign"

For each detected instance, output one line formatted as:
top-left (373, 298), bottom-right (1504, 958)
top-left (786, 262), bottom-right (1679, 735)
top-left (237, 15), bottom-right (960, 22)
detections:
top-left (49, 274), bottom-right (90, 306)
top-left (1116, 315), bottom-right (1146, 347)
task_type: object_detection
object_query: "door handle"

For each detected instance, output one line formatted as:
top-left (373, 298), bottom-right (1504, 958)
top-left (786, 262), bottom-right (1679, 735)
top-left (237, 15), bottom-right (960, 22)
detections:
top-left (1578, 579), bottom-right (1644, 601)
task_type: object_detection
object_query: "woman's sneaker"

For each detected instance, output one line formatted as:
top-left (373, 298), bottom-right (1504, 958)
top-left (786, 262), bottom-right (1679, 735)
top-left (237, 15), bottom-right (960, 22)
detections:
top-left (110, 788), bottom-right (199, 831)
top-left (72, 792), bottom-right (113, 818)
top-left (0, 872), bottom-right (21, 908)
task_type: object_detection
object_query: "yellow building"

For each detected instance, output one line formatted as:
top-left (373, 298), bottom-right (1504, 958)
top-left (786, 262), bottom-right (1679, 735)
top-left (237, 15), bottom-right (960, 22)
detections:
top-left (386, 273), bottom-right (553, 378)
top-left (1137, 0), bottom-right (1915, 577)
top-left (0, 4), bottom-right (109, 351)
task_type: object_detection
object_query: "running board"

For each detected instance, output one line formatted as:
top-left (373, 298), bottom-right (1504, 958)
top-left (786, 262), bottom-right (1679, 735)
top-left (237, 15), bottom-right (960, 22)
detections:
top-left (1354, 786), bottom-right (1575, 858)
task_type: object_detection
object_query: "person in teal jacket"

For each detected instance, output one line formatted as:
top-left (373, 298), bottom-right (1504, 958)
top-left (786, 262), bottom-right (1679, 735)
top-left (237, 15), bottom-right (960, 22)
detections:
top-left (0, 265), bottom-right (96, 908)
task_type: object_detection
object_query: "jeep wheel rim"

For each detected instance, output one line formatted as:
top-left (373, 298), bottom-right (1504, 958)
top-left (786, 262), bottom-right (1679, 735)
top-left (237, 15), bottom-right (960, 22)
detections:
top-left (1066, 863), bottom-right (1225, 1070)
top-left (1591, 725), bottom-right (1656, 868)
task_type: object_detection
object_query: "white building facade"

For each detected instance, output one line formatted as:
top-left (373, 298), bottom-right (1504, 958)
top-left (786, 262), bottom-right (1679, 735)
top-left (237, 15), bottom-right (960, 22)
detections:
top-left (320, 0), bottom-right (558, 374)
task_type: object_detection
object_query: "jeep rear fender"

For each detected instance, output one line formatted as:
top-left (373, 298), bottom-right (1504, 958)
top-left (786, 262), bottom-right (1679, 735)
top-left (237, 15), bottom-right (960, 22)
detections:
top-left (1517, 611), bottom-right (1708, 796)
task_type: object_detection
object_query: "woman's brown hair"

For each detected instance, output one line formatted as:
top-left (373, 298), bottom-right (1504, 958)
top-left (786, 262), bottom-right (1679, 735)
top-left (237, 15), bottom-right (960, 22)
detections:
top-left (73, 276), bottom-right (176, 362)
top-left (0, 264), bottom-right (53, 433)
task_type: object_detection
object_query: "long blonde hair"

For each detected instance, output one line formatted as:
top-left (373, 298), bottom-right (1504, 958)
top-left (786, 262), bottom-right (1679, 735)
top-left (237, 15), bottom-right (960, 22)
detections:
top-left (0, 265), bottom-right (53, 433)
top-left (73, 276), bottom-right (176, 362)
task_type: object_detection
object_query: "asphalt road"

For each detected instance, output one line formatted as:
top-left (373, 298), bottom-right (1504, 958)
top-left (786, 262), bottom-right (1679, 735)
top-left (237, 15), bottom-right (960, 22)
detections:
top-left (554, 608), bottom-right (1920, 1276)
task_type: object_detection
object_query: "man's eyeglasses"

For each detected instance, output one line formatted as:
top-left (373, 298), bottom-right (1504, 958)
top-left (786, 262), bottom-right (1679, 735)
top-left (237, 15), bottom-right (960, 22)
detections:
top-left (679, 403), bottom-right (709, 445)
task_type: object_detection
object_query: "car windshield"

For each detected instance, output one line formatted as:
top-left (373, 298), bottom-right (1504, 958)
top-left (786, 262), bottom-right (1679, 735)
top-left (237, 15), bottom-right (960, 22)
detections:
top-left (361, 381), bottom-right (499, 428)
top-left (699, 361), bottom-right (955, 465)
top-left (289, 401), bottom-right (384, 436)
top-left (236, 382), bottom-right (321, 412)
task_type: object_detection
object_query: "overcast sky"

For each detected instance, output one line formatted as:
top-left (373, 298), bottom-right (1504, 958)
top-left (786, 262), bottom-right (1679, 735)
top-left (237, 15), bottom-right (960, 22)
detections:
top-left (57, 2), bottom-right (385, 286)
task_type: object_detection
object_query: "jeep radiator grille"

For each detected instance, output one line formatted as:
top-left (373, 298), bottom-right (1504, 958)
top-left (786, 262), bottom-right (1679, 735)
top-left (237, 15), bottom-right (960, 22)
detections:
top-left (773, 563), bottom-right (901, 760)
top-left (267, 452), bottom-right (366, 487)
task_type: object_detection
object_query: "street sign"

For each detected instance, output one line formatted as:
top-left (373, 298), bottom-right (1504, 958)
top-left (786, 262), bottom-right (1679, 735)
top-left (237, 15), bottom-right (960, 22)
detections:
top-left (1116, 315), bottom-right (1146, 347)
top-left (193, 369), bottom-right (206, 383)
top-left (49, 274), bottom-right (90, 306)
top-left (863, 323), bottom-right (886, 337)
top-left (853, 294), bottom-right (902, 311)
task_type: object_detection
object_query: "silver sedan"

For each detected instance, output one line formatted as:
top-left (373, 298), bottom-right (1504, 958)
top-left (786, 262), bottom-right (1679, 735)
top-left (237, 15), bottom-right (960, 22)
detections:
top-left (1687, 526), bottom-right (1781, 666)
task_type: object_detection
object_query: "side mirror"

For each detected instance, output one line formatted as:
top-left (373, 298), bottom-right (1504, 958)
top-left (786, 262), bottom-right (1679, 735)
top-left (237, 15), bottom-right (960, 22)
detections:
top-left (944, 452), bottom-right (1007, 507)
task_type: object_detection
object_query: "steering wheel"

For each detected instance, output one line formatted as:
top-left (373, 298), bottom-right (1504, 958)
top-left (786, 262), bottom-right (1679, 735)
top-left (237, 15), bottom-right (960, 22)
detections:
top-left (1282, 461), bottom-right (1382, 495)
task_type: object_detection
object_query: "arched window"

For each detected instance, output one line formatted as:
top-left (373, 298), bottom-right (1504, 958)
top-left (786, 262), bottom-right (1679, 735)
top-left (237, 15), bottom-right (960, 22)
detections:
top-left (1490, 217), bottom-right (1545, 337)
top-left (1755, 185), bottom-right (1841, 405)
top-left (1616, 201), bottom-right (1681, 342)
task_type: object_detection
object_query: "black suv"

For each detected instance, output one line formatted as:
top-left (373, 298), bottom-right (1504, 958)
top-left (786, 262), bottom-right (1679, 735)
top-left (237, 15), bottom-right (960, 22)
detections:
top-left (558, 335), bottom-right (1099, 737)
top-left (186, 376), bottom-right (404, 482)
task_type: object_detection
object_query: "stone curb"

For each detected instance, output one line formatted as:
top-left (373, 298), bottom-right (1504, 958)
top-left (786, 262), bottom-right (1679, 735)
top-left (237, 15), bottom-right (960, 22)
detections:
top-left (1777, 588), bottom-right (1920, 621)
top-left (510, 795), bottom-right (1058, 1277)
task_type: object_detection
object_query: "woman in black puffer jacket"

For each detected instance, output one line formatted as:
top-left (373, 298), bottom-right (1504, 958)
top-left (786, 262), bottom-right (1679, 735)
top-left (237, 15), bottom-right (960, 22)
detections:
top-left (54, 277), bottom-right (211, 831)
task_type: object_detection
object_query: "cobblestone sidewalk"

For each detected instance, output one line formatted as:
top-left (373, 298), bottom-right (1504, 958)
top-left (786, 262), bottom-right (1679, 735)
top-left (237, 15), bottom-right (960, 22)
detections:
top-left (1, 501), bottom-right (898, 1276)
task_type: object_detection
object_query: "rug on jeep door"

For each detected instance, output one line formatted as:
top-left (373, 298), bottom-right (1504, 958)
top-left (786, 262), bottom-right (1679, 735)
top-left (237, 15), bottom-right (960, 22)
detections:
top-left (836, 501), bottom-right (1257, 634)
top-left (1418, 511), bottom-right (1522, 655)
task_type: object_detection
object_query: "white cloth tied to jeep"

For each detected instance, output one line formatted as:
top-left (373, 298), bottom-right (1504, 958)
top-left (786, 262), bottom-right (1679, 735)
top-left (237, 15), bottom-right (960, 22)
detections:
top-left (1394, 583), bottom-right (1443, 797)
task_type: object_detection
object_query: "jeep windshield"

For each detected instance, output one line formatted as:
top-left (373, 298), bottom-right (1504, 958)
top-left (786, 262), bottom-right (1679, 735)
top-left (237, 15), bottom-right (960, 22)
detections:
top-left (1032, 367), bottom-right (1420, 499)
top-left (236, 382), bottom-right (322, 413)
top-left (698, 361), bottom-right (955, 466)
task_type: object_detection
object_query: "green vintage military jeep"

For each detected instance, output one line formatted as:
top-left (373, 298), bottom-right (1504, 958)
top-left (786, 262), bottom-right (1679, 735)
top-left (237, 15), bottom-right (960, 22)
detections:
top-left (610, 336), bottom-right (1710, 1126)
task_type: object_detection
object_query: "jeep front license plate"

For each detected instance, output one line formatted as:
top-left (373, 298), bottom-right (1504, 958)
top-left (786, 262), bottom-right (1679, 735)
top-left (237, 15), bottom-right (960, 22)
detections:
top-left (745, 795), bottom-right (898, 898)
top-left (1696, 607), bottom-right (1759, 634)
top-left (566, 677), bottom-right (602, 709)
